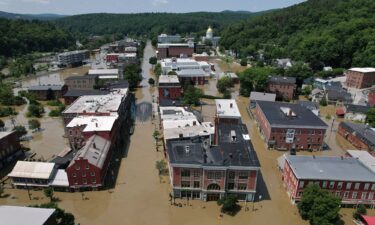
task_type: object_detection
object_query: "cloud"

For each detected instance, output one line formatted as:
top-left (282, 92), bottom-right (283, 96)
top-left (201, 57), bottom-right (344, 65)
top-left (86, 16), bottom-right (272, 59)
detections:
top-left (21, 0), bottom-right (51, 4)
top-left (152, 0), bottom-right (168, 6)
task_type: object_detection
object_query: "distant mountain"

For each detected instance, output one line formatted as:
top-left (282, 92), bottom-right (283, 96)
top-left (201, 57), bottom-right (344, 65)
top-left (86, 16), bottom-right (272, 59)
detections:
top-left (0, 11), bottom-right (66, 20)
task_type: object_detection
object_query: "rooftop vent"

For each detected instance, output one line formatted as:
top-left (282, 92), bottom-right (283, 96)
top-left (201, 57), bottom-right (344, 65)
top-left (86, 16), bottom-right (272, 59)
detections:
top-left (185, 146), bottom-right (190, 154)
top-left (93, 142), bottom-right (97, 149)
top-left (231, 130), bottom-right (237, 142)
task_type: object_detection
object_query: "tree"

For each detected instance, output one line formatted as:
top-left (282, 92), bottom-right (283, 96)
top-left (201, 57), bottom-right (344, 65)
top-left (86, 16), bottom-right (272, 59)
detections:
top-left (167, 71), bottom-right (177, 75)
top-left (0, 119), bottom-right (4, 131)
top-left (217, 76), bottom-right (231, 94)
top-left (152, 130), bottom-right (160, 141)
top-left (183, 85), bottom-right (202, 106)
top-left (284, 62), bottom-right (313, 82)
top-left (154, 63), bottom-right (162, 77)
top-left (217, 194), bottom-right (240, 216)
top-left (149, 56), bottom-right (157, 65)
top-left (366, 108), bottom-right (375, 127)
top-left (28, 119), bottom-right (41, 130)
top-left (148, 78), bottom-right (155, 86)
top-left (298, 184), bottom-right (341, 225)
top-left (124, 64), bottom-right (142, 89)
top-left (240, 58), bottom-right (247, 66)
top-left (155, 160), bottom-right (167, 175)
top-left (319, 97), bottom-right (328, 106)
top-left (44, 187), bottom-right (54, 202)
top-left (353, 204), bottom-right (367, 220)
top-left (239, 67), bottom-right (276, 96)
top-left (27, 104), bottom-right (44, 117)
top-left (301, 86), bottom-right (312, 96)
top-left (13, 125), bottom-right (27, 138)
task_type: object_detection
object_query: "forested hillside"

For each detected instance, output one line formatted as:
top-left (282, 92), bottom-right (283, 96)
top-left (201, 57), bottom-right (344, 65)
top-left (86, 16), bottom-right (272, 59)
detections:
top-left (0, 19), bottom-right (75, 57)
top-left (220, 0), bottom-right (375, 68)
top-left (54, 12), bottom-right (253, 38)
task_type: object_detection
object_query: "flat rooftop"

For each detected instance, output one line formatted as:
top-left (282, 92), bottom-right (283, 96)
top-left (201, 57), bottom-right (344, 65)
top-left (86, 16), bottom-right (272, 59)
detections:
top-left (63, 88), bottom-right (128, 115)
top-left (67, 115), bottom-right (118, 132)
top-left (250, 92), bottom-right (276, 102)
top-left (269, 76), bottom-right (296, 84)
top-left (88, 69), bottom-right (119, 75)
top-left (28, 85), bottom-right (64, 91)
top-left (160, 107), bottom-right (196, 120)
top-left (256, 101), bottom-right (327, 129)
top-left (167, 122), bottom-right (259, 168)
top-left (349, 67), bottom-right (375, 73)
top-left (347, 150), bottom-right (375, 174)
top-left (285, 155), bottom-right (375, 182)
top-left (216, 99), bottom-right (241, 119)
top-left (176, 69), bottom-right (209, 77)
top-left (0, 205), bottom-right (55, 225)
top-left (159, 75), bottom-right (180, 84)
top-left (8, 161), bottom-right (55, 179)
top-left (157, 43), bottom-right (193, 48)
top-left (163, 122), bottom-right (214, 141)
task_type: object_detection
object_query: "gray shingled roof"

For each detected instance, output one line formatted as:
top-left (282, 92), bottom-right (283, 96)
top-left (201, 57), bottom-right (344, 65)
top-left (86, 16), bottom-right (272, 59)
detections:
top-left (256, 101), bottom-right (327, 129)
top-left (268, 76), bottom-right (296, 84)
top-left (340, 122), bottom-right (375, 150)
top-left (345, 104), bottom-right (371, 114)
top-left (285, 155), bottom-right (375, 182)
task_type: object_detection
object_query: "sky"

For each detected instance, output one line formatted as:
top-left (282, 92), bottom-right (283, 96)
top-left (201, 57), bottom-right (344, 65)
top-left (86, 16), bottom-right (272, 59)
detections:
top-left (0, 0), bottom-right (306, 15)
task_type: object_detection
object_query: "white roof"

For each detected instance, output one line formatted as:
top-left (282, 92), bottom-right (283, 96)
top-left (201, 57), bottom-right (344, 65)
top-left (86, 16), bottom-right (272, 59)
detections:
top-left (8, 161), bottom-right (55, 179)
top-left (51, 169), bottom-right (69, 187)
top-left (347, 150), bottom-right (375, 173)
top-left (163, 122), bottom-right (214, 141)
top-left (88, 69), bottom-right (119, 75)
top-left (349, 67), bottom-right (375, 73)
top-left (159, 75), bottom-right (180, 84)
top-left (160, 107), bottom-right (196, 120)
top-left (163, 118), bottom-right (200, 130)
top-left (215, 99), bottom-right (241, 118)
top-left (219, 72), bottom-right (238, 80)
top-left (0, 131), bottom-right (14, 139)
top-left (67, 116), bottom-right (118, 132)
top-left (0, 206), bottom-right (55, 225)
top-left (99, 75), bottom-right (118, 79)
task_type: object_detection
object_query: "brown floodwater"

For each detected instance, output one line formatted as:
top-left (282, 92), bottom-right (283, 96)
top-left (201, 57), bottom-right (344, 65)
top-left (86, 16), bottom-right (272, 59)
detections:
top-left (0, 43), bottom-right (367, 225)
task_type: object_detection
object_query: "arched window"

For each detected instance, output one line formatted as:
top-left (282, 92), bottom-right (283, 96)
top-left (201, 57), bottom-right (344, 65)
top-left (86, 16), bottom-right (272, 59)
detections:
top-left (207, 183), bottom-right (221, 190)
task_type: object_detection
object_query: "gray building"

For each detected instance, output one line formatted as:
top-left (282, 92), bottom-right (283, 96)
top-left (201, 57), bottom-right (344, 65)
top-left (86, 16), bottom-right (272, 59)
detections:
top-left (158, 34), bottom-right (181, 43)
top-left (57, 50), bottom-right (89, 66)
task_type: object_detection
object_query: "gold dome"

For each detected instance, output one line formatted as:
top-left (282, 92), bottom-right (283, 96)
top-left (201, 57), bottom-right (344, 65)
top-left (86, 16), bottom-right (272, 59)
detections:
top-left (207, 26), bottom-right (213, 33)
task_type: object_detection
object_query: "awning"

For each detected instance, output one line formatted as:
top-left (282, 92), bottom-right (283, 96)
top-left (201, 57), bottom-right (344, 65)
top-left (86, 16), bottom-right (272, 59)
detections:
top-left (362, 215), bottom-right (375, 225)
top-left (336, 108), bottom-right (345, 116)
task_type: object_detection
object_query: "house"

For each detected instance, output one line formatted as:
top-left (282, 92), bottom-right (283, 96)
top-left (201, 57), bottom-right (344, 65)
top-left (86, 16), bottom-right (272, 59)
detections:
top-left (310, 88), bottom-right (325, 103)
top-left (346, 68), bottom-right (375, 89)
top-left (0, 131), bottom-right (22, 171)
top-left (158, 75), bottom-right (182, 101)
top-left (338, 122), bottom-right (375, 151)
top-left (313, 78), bottom-right (330, 89)
top-left (276, 58), bottom-right (292, 69)
top-left (28, 85), bottom-right (68, 100)
top-left (326, 88), bottom-right (352, 105)
top-left (267, 76), bottom-right (296, 100)
top-left (344, 104), bottom-right (371, 122)
top-left (254, 101), bottom-right (328, 151)
top-left (0, 205), bottom-right (56, 225)
top-left (249, 92), bottom-right (276, 109)
top-left (218, 72), bottom-right (239, 84)
top-left (64, 75), bottom-right (97, 91)
top-left (157, 42), bottom-right (195, 60)
top-left (282, 155), bottom-right (375, 205)
top-left (66, 135), bottom-right (112, 191)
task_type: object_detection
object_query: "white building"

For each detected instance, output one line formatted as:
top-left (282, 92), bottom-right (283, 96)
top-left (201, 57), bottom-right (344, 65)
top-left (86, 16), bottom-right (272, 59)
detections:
top-left (160, 58), bottom-right (211, 74)
top-left (201, 26), bottom-right (220, 47)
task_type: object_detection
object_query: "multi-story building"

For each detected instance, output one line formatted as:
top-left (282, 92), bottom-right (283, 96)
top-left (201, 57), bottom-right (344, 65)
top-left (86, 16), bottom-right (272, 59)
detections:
top-left (346, 68), bottom-right (375, 89)
top-left (215, 99), bottom-right (242, 125)
top-left (66, 135), bottom-right (112, 191)
top-left (176, 69), bottom-right (209, 85)
top-left (158, 34), bottom-right (181, 43)
top-left (88, 69), bottom-right (120, 80)
top-left (0, 131), bottom-right (22, 171)
top-left (338, 122), bottom-right (375, 151)
top-left (267, 76), bottom-right (297, 100)
top-left (28, 85), bottom-right (68, 100)
top-left (64, 75), bottom-right (97, 90)
top-left (158, 75), bottom-right (182, 101)
top-left (160, 58), bottom-right (211, 74)
top-left (0, 205), bottom-right (56, 225)
top-left (282, 155), bottom-right (375, 205)
top-left (166, 100), bottom-right (260, 201)
top-left (157, 42), bottom-right (194, 60)
top-left (255, 101), bottom-right (328, 151)
top-left (57, 50), bottom-right (89, 67)
top-left (63, 90), bottom-right (109, 105)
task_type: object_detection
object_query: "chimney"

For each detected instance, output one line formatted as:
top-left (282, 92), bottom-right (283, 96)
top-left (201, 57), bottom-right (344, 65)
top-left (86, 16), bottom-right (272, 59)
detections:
top-left (229, 153), bottom-right (233, 159)
top-left (95, 123), bottom-right (98, 127)
top-left (93, 142), bottom-right (97, 149)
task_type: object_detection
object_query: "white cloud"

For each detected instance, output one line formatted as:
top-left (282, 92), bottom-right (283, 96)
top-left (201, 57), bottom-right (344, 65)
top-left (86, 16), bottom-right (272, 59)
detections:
top-left (152, 0), bottom-right (168, 6)
top-left (21, 0), bottom-right (51, 4)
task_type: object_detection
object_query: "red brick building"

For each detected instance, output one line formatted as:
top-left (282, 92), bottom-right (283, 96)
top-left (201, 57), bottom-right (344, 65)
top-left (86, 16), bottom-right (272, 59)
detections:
top-left (157, 42), bottom-right (194, 60)
top-left (28, 85), bottom-right (68, 100)
top-left (255, 101), bottom-right (327, 151)
top-left (106, 53), bottom-right (119, 63)
top-left (66, 135), bottom-right (112, 191)
top-left (346, 68), bottom-right (375, 89)
top-left (337, 122), bottom-right (375, 151)
top-left (369, 91), bottom-right (375, 107)
top-left (267, 76), bottom-right (296, 100)
top-left (158, 75), bottom-right (182, 101)
top-left (0, 131), bottom-right (22, 170)
top-left (282, 155), bottom-right (375, 205)
top-left (176, 69), bottom-right (208, 85)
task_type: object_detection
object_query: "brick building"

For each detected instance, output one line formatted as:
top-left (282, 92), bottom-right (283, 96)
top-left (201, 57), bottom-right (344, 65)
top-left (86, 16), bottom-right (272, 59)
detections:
top-left (158, 75), bottom-right (182, 101)
top-left (64, 75), bottom-right (97, 90)
top-left (338, 122), bottom-right (375, 151)
top-left (157, 42), bottom-right (194, 60)
top-left (63, 89), bottom-right (109, 105)
top-left (267, 76), bottom-right (296, 100)
top-left (28, 85), bottom-right (68, 100)
top-left (66, 135), bottom-right (111, 190)
top-left (369, 90), bottom-right (375, 107)
top-left (282, 155), bottom-right (375, 205)
top-left (176, 69), bottom-right (209, 85)
top-left (255, 101), bottom-right (328, 151)
top-left (0, 131), bottom-right (22, 170)
top-left (346, 68), bottom-right (375, 89)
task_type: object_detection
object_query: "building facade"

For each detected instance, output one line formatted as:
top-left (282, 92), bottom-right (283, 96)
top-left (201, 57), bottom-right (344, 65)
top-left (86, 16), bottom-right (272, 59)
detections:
top-left (57, 50), bottom-right (89, 66)
top-left (64, 75), bottom-right (97, 90)
top-left (338, 122), bottom-right (375, 151)
top-left (0, 131), bottom-right (22, 170)
top-left (157, 42), bottom-right (195, 60)
top-left (267, 76), bottom-right (296, 100)
top-left (158, 75), bottom-right (182, 101)
top-left (346, 68), bottom-right (375, 89)
top-left (28, 85), bottom-right (68, 100)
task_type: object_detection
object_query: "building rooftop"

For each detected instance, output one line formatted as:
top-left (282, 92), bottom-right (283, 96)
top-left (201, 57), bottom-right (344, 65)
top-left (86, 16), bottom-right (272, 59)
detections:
top-left (158, 75), bottom-right (180, 84)
top-left (297, 101), bottom-right (319, 111)
top-left (269, 76), bottom-right (296, 84)
top-left (28, 85), bottom-right (65, 91)
top-left (340, 122), bottom-right (375, 149)
top-left (176, 69), bottom-right (209, 77)
top-left (50, 169), bottom-right (69, 187)
top-left (67, 116), bottom-right (118, 132)
top-left (256, 101), bottom-right (327, 129)
top-left (64, 89), bottom-right (110, 97)
top-left (250, 92), bottom-right (276, 102)
top-left (167, 122), bottom-right (259, 168)
top-left (58, 50), bottom-right (88, 56)
top-left (285, 155), bottom-right (375, 182)
top-left (349, 68), bottom-right (375, 73)
top-left (216, 99), bottom-right (241, 119)
top-left (0, 205), bottom-right (55, 225)
top-left (163, 122), bottom-right (214, 142)
top-left (160, 107), bottom-right (196, 120)
top-left (88, 69), bottom-right (119, 75)
top-left (157, 43), bottom-right (194, 48)
top-left (8, 161), bottom-right (55, 179)
top-left (345, 104), bottom-right (371, 114)
top-left (0, 131), bottom-right (15, 139)
top-left (347, 150), bottom-right (375, 174)
top-left (63, 88), bottom-right (128, 115)
top-left (69, 135), bottom-right (111, 169)
top-left (64, 74), bottom-right (97, 81)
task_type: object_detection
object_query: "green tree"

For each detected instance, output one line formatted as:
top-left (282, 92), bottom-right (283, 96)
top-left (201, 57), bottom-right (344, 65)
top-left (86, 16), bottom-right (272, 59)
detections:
top-left (28, 119), bottom-right (41, 130)
top-left (301, 86), bottom-right (312, 96)
top-left (298, 184), bottom-right (341, 225)
top-left (319, 97), bottom-right (328, 107)
top-left (155, 160), bottom-right (167, 175)
top-left (240, 58), bottom-right (247, 66)
top-left (154, 63), bottom-right (162, 77)
top-left (183, 85), bottom-right (202, 106)
top-left (13, 125), bottom-right (27, 137)
top-left (353, 204), bottom-right (367, 220)
top-left (124, 64), bottom-right (141, 90)
top-left (27, 104), bottom-right (44, 117)
top-left (149, 56), bottom-right (157, 65)
top-left (148, 78), bottom-right (155, 86)
top-left (216, 76), bottom-right (231, 94)
top-left (239, 67), bottom-right (275, 96)
top-left (167, 71), bottom-right (177, 75)
top-left (284, 62), bottom-right (313, 81)
top-left (43, 187), bottom-right (54, 202)
top-left (366, 108), bottom-right (375, 127)
top-left (217, 194), bottom-right (240, 216)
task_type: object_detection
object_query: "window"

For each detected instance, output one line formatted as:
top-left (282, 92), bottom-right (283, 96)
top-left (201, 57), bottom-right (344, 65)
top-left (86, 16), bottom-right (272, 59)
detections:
top-left (372, 184), bottom-right (375, 191)
top-left (215, 172), bottom-right (222, 180)
top-left (193, 170), bottom-right (200, 178)
top-left (238, 171), bottom-right (248, 180)
top-left (228, 171), bottom-right (235, 179)
top-left (75, 165), bottom-right (80, 170)
top-left (364, 183), bottom-right (370, 190)
top-left (335, 191), bottom-right (341, 197)
top-left (368, 193), bottom-right (374, 200)
top-left (238, 183), bottom-right (247, 190)
top-left (322, 181), bottom-right (327, 188)
top-left (298, 191), bottom-right (303, 197)
top-left (193, 181), bottom-right (200, 188)
top-left (337, 182), bottom-right (343, 189)
top-left (91, 172), bottom-right (95, 176)
top-left (181, 181), bottom-right (190, 188)
top-left (82, 172), bottom-right (86, 177)
top-left (329, 181), bottom-right (335, 189)
top-left (181, 169), bottom-right (190, 177)
top-left (86, 165), bottom-right (90, 170)
top-left (92, 178), bottom-right (96, 184)
top-left (352, 192), bottom-right (357, 199)
top-left (354, 183), bottom-right (360, 190)
top-left (83, 179), bottom-right (87, 184)
top-left (207, 172), bottom-right (215, 179)
top-left (343, 191), bottom-right (349, 198)
top-left (73, 179), bottom-right (78, 184)
top-left (72, 173), bottom-right (77, 177)
top-left (346, 182), bottom-right (352, 189)
top-left (299, 181), bottom-right (304, 189)
top-left (228, 183), bottom-right (235, 190)
top-left (362, 192), bottom-right (368, 199)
